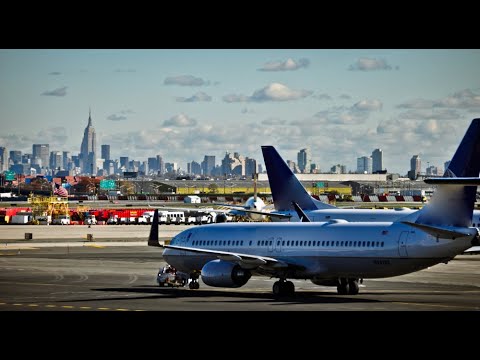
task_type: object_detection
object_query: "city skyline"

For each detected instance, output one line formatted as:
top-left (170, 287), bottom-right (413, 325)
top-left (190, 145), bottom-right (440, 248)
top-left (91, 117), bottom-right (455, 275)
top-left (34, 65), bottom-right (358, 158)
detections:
top-left (1, 49), bottom-right (480, 174)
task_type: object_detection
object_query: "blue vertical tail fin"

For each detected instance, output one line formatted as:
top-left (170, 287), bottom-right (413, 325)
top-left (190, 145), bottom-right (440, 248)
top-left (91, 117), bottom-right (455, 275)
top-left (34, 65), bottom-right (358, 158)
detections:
top-left (406, 119), bottom-right (480, 228)
top-left (261, 146), bottom-right (335, 211)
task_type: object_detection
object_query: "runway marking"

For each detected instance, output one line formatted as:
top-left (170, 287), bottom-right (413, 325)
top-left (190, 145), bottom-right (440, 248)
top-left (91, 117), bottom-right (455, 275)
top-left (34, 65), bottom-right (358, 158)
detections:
top-left (97, 307), bottom-right (110, 310)
top-left (0, 303), bottom-right (6, 305)
top-left (79, 306), bottom-right (92, 310)
top-left (28, 304), bottom-right (39, 307)
top-left (116, 308), bottom-right (129, 311)
top-left (61, 305), bottom-right (74, 309)
top-left (84, 244), bottom-right (106, 249)
top-left (392, 301), bottom-right (472, 309)
top-left (45, 305), bottom-right (57, 308)
top-left (13, 303), bottom-right (22, 306)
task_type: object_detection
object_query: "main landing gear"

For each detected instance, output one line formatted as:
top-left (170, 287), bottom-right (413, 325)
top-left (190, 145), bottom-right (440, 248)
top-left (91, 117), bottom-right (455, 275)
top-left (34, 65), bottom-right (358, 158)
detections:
top-left (188, 271), bottom-right (200, 290)
top-left (272, 279), bottom-right (295, 296)
top-left (336, 278), bottom-right (359, 295)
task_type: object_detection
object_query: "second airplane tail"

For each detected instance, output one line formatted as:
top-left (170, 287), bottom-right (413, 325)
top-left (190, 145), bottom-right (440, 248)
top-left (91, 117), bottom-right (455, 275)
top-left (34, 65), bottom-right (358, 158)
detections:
top-left (262, 145), bottom-right (335, 211)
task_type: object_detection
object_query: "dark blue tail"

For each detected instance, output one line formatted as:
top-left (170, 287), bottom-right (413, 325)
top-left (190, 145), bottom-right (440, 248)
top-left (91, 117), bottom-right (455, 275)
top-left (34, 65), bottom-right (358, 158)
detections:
top-left (261, 146), bottom-right (335, 211)
top-left (413, 118), bottom-right (480, 227)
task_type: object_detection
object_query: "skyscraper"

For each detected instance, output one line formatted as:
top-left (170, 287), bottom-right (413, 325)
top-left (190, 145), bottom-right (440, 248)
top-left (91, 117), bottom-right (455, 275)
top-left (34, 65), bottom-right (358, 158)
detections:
top-left (0, 147), bottom-right (8, 172)
top-left (101, 145), bottom-right (110, 162)
top-left (32, 144), bottom-right (49, 170)
top-left (201, 155), bottom-right (215, 176)
top-left (372, 148), bottom-right (383, 173)
top-left (80, 109), bottom-right (97, 175)
top-left (408, 155), bottom-right (421, 180)
top-left (357, 156), bottom-right (372, 174)
top-left (297, 148), bottom-right (310, 173)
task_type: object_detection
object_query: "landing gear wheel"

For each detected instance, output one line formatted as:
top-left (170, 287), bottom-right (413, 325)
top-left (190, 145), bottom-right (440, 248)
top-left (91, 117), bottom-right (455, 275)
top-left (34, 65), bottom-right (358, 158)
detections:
top-left (337, 278), bottom-right (349, 295)
top-left (348, 279), bottom-right (359, 295)
top-left (273, 281), bottom-right (282, 295)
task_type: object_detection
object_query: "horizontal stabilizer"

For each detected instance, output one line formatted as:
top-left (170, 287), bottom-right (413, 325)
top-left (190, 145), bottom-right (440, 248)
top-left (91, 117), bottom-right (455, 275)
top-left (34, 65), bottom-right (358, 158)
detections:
top-left (401, 221), bottom-right (474, 239)
top-left (292, 201), bottom-right (311, 222)
top-left (424, 177), bottom-right (480, 185)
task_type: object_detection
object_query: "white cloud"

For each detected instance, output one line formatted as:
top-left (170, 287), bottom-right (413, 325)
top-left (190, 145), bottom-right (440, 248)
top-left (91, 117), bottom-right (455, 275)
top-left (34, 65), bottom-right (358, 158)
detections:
top-left (176, 92), bottom-right (212, 102)
top-left (223, 83), bottom-right (312, 103)
top-left (436, 89), bottom-right (480, 109)
top-left (353, 99), bottom-right (383, 111)
top-left (258, 58), bottom-right (310, 71)
top-left (163, 114), bottom-right (197, 127)
top-left (398, 109), bottom-right (461, 120)
top-left (349, 57), bottom-right (393, 71)
top-left (41, 86), bottom-right (67, 96)
top-left (164, 75), bottom-right (208, 86)
top-left (251, 83), bottom-right (312, 102)
top-left (339, 94), bottom-right (351, 100)
top-left (397, 98), bottom-right (437, 109)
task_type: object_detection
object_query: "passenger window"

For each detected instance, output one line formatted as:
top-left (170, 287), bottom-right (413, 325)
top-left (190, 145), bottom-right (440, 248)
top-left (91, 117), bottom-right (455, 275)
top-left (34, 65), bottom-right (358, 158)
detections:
top-left (336, 241), bottom-right (339, 246)
top-left (367, 241), bottom-right (370, 247)
top-left (282, 241), bottom-right (285, 246)
top-left (322, 241), bottom-right (325, 246)
top-left (341, 241), bottom-right (344, 246)
top-left (228, 240), bottom-right (231, 246)
top-left (362, 241), bottom-right (366, 247)
top-left (249, 240), bottom-right (252, 246)
top-left (308, 241), bottom-right (312, 246)
top-left (287, 241), bottom-right (290, 246)
top-left (381, 241), bottom-right (384, 247)
top-left (295, 241), bottom-right (299, 246)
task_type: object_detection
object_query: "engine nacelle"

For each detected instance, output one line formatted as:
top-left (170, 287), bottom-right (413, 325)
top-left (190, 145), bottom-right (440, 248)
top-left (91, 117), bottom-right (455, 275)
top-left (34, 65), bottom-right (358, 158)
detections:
top-left (201, 260), bottom-right (251, 288)
top-left (215, 213), bottom-right (228, 223)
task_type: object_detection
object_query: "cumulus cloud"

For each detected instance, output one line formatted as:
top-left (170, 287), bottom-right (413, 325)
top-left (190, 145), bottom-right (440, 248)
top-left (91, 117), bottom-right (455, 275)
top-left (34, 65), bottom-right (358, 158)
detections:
top-left (49, 71), bottom-right (61, 75)
top-left (36, 127), bottom-right (69, 147)
top-left (258, 58), bottom-right (310, 71)
top-left (339, 94), bottom-right (351, 100)
top-left (41, 86), bottom-right (67, 97)
top-left (349, 57), bottom-right (393, 71)
top-left (353, 99), bottom-right (383, 111)
top-left (176, 92), bottom-right (212, 103)
top-left (120, 109), bottom-right (135, 114)
top-left (398, 109), bottom-right (461, 120)
top-left (436, 89), bottom-right (480, 109)
top-left (107, 114), bottom-right (127, 121)
top-left (163, 113), bottom-right (197, 127)
top-left (251, 83), bottom-right (312, 102)
top-left (397, 98), bottom-right (437, 109)
top-left (164, 75), bottom-right (208, 86)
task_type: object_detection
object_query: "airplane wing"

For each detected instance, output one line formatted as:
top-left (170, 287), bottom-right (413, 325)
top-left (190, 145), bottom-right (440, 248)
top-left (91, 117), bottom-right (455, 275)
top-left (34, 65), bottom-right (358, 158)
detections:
top-left (164, 244), bottom-right (292, 269)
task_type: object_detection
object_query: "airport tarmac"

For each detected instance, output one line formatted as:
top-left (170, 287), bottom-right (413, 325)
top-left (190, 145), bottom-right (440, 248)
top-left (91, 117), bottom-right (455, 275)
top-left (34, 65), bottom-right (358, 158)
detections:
top-left (1, 243), bottom-right (479, 311)
top-left (0, 224), bottom-right (189, 243)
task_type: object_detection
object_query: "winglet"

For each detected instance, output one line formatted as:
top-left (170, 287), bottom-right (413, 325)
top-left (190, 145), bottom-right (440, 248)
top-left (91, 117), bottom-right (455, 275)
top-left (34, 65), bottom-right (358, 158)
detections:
top-left (292, 201), bottom-right (311, 222)
top-left (148, 209), bottom-right (162, 247)
top-left (262, 146), bottom-right (335, 211)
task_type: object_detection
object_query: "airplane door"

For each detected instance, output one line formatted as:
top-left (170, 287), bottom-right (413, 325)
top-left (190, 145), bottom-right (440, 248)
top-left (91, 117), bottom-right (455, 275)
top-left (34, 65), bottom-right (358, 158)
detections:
top-left (275, 237), bottom-right (283, 253)
top-left (398, 231), bottom-right (409, 257)
top-left (268, 236), bottom-right (274, 253)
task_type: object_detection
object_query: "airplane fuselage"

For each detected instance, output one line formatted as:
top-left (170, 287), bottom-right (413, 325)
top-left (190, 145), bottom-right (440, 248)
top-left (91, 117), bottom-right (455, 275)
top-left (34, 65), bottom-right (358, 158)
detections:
top-left (163, 222), bottom-right (474, 281)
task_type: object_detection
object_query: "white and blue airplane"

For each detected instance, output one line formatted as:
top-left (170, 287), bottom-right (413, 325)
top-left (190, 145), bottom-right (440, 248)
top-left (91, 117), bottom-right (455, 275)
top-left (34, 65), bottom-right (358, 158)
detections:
top-left (261, 143), bottom-right (480, 226)
top-left (148, 118), bottom-right (480, 296)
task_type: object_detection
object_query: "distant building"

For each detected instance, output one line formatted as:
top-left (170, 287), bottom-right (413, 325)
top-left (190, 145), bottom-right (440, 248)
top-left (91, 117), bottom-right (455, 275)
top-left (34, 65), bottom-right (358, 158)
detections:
top-left (245, 157), bottom-right (257, 177)
top-left (298, 148), bottom-right (310, 173)
top-left (444, 160), bottom-right (451, 174)
top-left (357, 156), bottom-right (372, 174)
top-left (0, 147), bottom-right (8, 172)
top-left (201, 156), bottom-right (215, 176)
top-left (372, 148), bottom-right (383, 173)
top-left (32, 144), bottom-right (49, 170)
top-left (9, 150), bottom-right (21, 165)
top-left (79, 110), bottom-right (97, 175)
top-left (101, 145), bottom-right (110, 162)
top-left (409, 155), bottom-right (421, 180)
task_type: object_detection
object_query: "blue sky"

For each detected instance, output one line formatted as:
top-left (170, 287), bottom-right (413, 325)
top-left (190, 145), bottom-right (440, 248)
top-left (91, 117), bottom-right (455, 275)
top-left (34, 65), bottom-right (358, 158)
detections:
top-left (1, 49), bottom-right (480, 175)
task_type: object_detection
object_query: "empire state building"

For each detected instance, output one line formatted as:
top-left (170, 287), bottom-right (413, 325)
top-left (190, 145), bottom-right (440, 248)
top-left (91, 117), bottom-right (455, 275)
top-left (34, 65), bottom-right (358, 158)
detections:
top-left (80, 110), bottom-right (97, 175)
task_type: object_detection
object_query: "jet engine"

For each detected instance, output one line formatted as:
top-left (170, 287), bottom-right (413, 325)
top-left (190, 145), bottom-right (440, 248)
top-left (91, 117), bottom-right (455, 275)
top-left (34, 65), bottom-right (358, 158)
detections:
top-left (215, 213), bottom-right (228, 223)
top-left (201, 259), bottom-right (251, 287)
